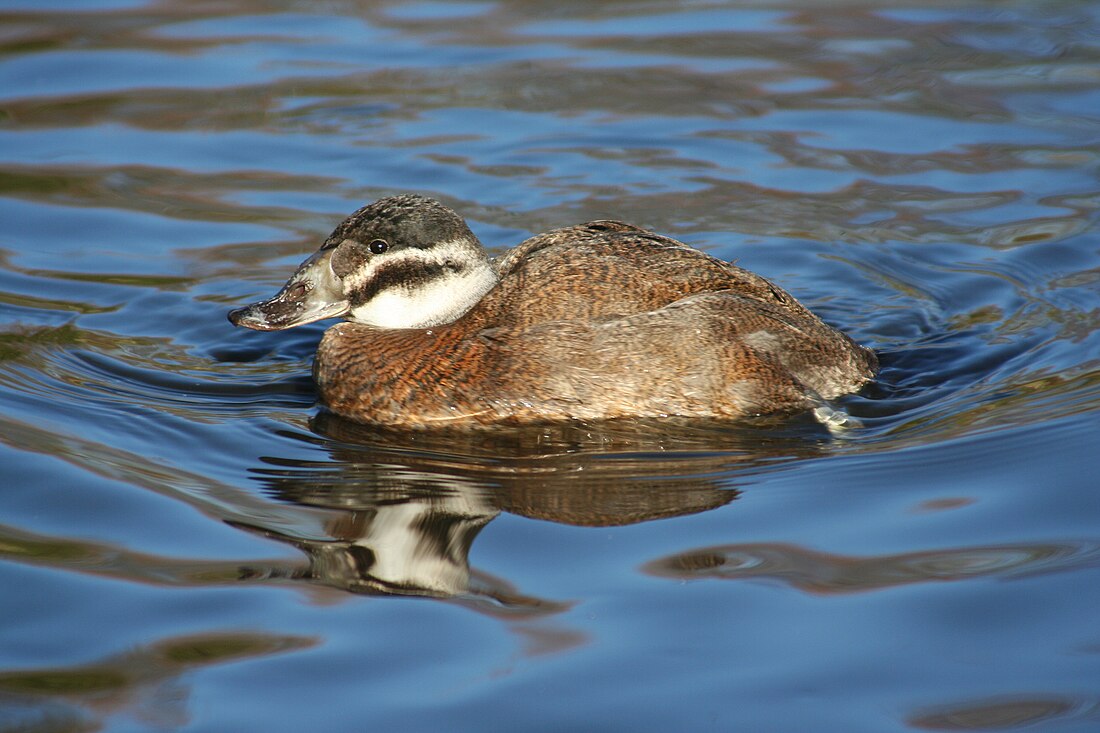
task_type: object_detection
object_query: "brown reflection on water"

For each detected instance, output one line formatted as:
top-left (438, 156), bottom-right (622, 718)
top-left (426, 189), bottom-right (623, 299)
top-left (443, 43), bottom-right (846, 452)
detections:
top-left (0, 162), bottom-right (338, 240)
top-left (509, 178), bottom-right (1094, 251)
top-left (0, 521), bottom-right (272, 587)
top-left (231, 413), bottom-right (822, 609)
top-left (908, 694), bottom-right (1099, 730)
top-left (303, 412), bottom-right (805, 523)
top-left (643, 540), bottom-right (1100, 593)
top-left (0, 631), bottom-right (314, 731)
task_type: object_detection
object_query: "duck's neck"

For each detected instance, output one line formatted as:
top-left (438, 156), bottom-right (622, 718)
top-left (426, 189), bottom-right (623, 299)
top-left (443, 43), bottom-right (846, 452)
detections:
top-left (346, 238), bottom-right (499, 329)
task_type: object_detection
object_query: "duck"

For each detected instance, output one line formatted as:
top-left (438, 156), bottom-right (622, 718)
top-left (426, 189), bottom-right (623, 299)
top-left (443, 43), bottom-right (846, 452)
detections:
top-left (228, 194), bottom-right (877, 428)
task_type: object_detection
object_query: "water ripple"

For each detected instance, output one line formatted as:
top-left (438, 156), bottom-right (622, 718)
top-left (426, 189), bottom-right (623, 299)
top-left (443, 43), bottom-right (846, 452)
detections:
top-left (2, 2), bottom-right (1100, 731)
top-left (642, 540), bottom-right (1100, 593)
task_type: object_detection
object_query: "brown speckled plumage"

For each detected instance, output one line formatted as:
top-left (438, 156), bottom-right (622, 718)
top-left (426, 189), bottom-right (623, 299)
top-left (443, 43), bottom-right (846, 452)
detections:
top-left (231, 195), bottom-right (877, 428)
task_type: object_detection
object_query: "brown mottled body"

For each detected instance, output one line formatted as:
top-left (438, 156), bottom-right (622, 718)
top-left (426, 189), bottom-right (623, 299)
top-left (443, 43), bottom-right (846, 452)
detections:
top-left (314, 221), bottom-right (877, 427)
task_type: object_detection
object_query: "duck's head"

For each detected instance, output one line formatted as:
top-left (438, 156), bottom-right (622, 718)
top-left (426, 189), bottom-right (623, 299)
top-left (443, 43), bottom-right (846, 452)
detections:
top-left (229, 194), bottom-right (499, 331)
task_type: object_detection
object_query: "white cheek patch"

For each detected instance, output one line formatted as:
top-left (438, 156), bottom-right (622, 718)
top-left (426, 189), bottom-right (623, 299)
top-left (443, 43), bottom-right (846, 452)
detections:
top-left (345, 239), bottom-right (499, 329)
top-left (348, 281), bottom-right (469, 329)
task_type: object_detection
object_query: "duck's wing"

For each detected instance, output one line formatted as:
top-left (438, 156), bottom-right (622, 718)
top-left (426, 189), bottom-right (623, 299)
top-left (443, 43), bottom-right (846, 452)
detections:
top-left (464, 289), bottom-right (874, 423)
top-left (486, 225), bottom-right (815, 331)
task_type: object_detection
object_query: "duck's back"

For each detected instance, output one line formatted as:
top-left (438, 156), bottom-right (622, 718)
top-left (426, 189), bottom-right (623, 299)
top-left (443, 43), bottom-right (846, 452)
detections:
top-left (482, 221), bottom-right (811, 329)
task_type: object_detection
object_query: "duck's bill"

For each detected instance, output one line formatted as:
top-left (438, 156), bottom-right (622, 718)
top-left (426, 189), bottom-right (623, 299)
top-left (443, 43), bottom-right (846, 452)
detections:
top-left (228, 251), bottom-right (349, 331)
top-left (228, 292), bottom-right (349, 330)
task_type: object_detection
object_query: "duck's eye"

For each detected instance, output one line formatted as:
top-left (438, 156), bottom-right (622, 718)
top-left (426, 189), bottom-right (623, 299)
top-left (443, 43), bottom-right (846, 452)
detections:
top-left (369, 239), bottom-right (388, 255)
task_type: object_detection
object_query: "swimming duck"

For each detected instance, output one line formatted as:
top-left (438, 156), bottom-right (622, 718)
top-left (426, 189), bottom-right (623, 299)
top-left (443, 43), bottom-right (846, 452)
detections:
top-left (229, 194), bottom-right (877, 428)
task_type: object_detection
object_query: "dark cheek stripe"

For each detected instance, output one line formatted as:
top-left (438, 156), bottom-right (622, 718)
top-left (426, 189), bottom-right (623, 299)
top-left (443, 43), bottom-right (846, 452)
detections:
top-left (351, 260), bottom-right (459, 305)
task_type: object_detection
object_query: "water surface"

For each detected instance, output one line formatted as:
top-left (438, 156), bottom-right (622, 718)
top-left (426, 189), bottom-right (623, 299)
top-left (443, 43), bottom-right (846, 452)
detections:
top-left (2, 1), bottom-right (1099, 731)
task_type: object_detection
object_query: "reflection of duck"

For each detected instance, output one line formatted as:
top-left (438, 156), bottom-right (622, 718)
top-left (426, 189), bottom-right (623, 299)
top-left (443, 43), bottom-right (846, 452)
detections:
top-left (229, 194), bottom-right (877, 428)
top-left (235, 415), bottom-right (806, 607)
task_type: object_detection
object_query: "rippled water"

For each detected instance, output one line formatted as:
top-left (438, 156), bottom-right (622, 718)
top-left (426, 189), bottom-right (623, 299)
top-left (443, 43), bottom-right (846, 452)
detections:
top-left (2, 1), bottom-right (1100, 731)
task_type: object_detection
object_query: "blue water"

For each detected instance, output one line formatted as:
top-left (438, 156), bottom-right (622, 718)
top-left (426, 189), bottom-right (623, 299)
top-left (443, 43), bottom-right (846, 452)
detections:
top-left (2, 1), bottom-right (1099, 731)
